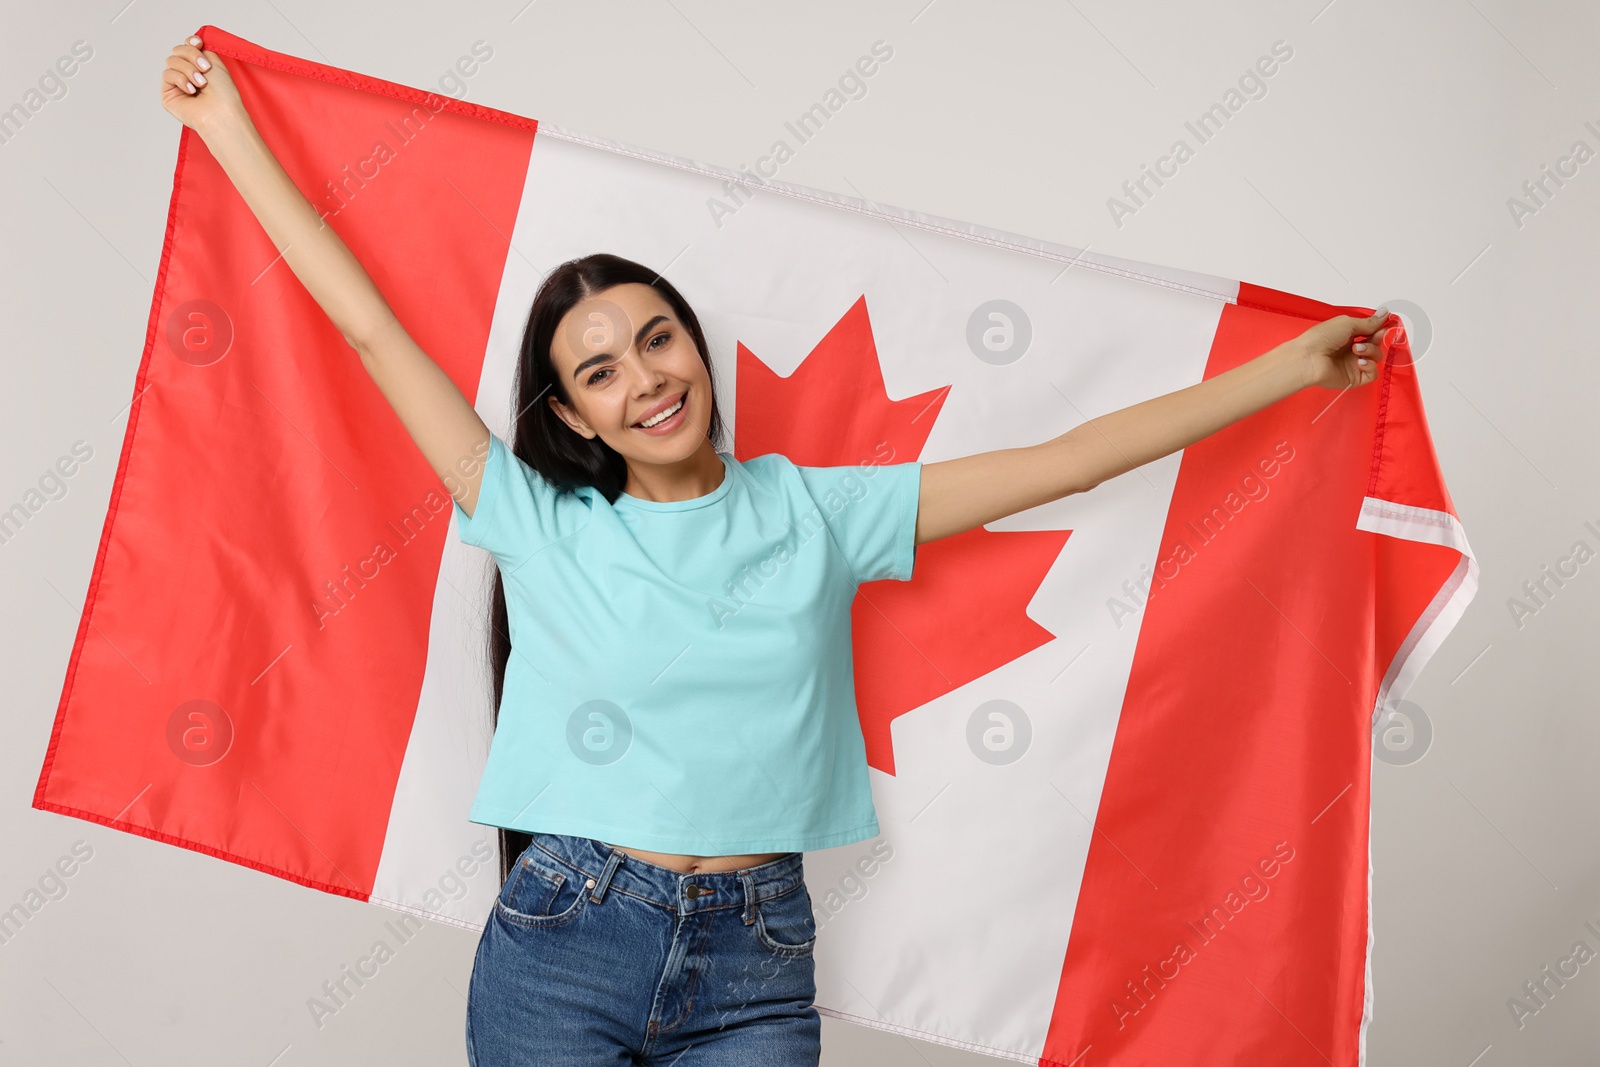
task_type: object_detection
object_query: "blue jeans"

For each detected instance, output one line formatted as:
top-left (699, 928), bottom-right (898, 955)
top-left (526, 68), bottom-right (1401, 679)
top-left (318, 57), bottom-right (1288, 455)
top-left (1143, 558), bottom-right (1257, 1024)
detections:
top-left (466, 832), bottom-right (821, 1066)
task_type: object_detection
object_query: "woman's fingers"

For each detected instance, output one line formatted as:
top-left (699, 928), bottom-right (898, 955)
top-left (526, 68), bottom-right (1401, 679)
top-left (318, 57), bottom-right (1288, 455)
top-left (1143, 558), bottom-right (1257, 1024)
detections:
top-left (165, 63), bottom-right (198, 94)
top-left (163, 68), bottom-right (196, 95)
top-left (175, 42), bottom-right (211, 71)
top-left (162, 66), bottom-right (195, 95)
top-left (166, 54), bottom-right (205, 92)
top-left (164, 36), bottom-right (214, 94)
top-left (1349, 308), bottom-right (1393, 359)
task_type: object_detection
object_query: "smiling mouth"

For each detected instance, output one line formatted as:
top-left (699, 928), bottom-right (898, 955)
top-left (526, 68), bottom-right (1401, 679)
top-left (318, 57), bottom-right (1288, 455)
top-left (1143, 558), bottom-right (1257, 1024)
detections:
top-left (634, 391), bottom-right (687, 429)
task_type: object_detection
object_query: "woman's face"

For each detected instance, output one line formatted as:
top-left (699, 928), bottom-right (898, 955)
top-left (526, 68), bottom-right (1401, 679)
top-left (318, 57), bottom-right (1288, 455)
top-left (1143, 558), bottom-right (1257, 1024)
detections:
top-left (546, 282), bottom-right (713, 464)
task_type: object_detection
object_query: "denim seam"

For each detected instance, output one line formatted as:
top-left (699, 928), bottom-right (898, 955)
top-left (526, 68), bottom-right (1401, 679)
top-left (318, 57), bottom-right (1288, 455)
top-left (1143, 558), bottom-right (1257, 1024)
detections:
top-left (495, 885), bottom-right (589, 928)
top-left (754, 888), bottom-right (817, 957)
top-left (648, 910), bottom-right (713, 1037)
top-left (496, 857), bottom-right (591, 927)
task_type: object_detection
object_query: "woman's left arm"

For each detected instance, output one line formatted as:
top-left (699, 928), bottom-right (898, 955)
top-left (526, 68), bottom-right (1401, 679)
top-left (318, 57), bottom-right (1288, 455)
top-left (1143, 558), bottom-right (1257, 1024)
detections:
top-left (914, 308), bottom-right (1399, 545)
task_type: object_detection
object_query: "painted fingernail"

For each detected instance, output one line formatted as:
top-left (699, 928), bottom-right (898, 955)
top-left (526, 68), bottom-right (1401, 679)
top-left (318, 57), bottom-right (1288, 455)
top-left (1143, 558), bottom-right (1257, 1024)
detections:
top-left (197, 56), bottom-right (211, 70)
top-left (192, 72), bottom-right (206, 85)
top-left (1354, 342), bottom-right (1369, 353)
top-left (1373, 305), bottom-right (1389, 318)
top-left (184, 81), bottom-right (195, 94)
top-left (188, 35), bottom-right (201, 45)
top-left (1358, 358), bottom-right (1369, 367)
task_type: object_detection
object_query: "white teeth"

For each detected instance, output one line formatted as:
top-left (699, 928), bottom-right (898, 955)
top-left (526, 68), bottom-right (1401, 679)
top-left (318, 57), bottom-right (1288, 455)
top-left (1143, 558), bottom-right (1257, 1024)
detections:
top-left (637, 396), bottom-right (684, 428)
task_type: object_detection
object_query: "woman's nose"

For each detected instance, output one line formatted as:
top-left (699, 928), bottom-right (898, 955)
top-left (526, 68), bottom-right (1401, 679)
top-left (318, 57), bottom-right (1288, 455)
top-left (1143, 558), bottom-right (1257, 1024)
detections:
top-left (626, 351), bottom-right (666, 393)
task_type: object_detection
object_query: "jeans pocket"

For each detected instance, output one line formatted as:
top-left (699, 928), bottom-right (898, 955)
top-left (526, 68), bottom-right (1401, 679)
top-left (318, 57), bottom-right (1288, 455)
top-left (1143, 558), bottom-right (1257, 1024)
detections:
top-left (755, 880), bottom-right (817, 957)
top-left (496, 845), bottom-right (594, 928)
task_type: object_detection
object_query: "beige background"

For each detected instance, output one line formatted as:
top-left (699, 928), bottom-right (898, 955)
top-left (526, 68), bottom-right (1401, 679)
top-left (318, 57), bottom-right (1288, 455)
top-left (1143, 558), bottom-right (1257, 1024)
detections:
top-left (2, 1), bottom-right (1596, 1064)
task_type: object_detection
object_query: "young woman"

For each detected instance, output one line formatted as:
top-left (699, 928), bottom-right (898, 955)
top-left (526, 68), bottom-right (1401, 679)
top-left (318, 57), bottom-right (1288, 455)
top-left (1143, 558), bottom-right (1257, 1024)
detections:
top-left (161, 35), bottom-right (1396, 1066)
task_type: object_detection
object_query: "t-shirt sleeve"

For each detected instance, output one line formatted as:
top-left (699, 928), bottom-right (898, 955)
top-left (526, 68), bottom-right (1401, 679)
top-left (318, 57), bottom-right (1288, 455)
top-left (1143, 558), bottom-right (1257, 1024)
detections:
top-left (795, 460), bottom-right (922, 585)
top-left (451, 432), bottom-right (589, 568)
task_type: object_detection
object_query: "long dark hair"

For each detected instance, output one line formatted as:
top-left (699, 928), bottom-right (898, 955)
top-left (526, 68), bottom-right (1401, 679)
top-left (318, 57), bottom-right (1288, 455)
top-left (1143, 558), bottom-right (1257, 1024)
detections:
top-left (489, 253), bottom-right (727, 884)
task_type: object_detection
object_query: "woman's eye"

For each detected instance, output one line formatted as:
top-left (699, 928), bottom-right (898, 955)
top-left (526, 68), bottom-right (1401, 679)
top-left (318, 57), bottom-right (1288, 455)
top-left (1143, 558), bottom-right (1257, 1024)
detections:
top-left (587, 333), bottom-right (666, 384)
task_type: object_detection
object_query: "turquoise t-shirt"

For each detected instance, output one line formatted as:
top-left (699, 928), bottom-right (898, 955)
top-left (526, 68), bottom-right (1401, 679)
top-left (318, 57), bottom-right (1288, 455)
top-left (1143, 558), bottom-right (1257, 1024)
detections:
top-left (451, 432), bottom-right (923, 854)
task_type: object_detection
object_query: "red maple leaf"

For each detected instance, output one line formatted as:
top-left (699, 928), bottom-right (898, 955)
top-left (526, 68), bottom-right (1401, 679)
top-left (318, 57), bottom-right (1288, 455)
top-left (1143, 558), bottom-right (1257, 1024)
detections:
top-left (735, 296), bottom-right (1070, 775)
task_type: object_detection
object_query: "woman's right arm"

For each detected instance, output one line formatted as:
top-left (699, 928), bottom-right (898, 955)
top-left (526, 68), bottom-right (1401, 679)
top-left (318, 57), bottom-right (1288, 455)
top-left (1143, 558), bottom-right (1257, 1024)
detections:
top-left (160, 34), bottom-right (496, 517)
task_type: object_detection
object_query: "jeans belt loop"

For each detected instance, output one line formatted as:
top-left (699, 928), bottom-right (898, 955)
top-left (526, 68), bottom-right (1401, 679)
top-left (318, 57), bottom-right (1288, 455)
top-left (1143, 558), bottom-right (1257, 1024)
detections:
top-left (590, 847), bottom-right (623, 904)
top-left (739, 871), bottom-right (758, 926)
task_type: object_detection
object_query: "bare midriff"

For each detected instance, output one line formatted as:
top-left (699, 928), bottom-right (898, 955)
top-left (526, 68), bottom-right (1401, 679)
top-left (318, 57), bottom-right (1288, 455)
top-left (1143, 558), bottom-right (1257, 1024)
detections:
top-left (601, 843), bottom-right (789, 875)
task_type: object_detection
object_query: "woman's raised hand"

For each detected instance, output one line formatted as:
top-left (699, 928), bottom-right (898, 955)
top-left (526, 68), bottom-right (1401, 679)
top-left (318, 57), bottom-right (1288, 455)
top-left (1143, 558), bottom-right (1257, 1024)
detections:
top-left (1297, 308), bottom-right (1403, 391)
top-left (160, 33), bottom-right (244, 137)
